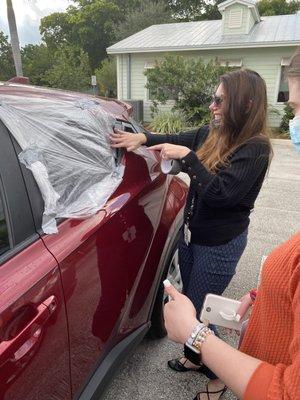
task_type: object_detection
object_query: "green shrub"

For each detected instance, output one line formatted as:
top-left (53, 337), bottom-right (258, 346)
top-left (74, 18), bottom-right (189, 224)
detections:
top-left (95, 57), bottom-right (117, 98)
top-left (43, 45), bottom-right (91, 91)
top-left (279, 104), bottom-right (294, 135)
top-left (145, 54), bottom-right (230, 124)
top-left (149, 111), bottom-right (189, 133)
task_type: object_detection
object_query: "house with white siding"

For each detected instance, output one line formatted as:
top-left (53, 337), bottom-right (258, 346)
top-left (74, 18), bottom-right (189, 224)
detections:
top-left (107, 0), bottom-right (300, 127)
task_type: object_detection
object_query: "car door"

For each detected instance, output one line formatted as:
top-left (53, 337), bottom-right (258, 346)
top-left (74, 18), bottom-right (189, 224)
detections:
top-left (0, 121), bottom-right (71, 400)
top-left (108, 146), bottom-right (169, 333)
top-left (37, 120), bottom-right (168, 397)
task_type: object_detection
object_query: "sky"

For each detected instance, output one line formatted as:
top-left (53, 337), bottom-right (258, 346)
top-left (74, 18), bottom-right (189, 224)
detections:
top-left (0, 0), bottom-right (74, 47)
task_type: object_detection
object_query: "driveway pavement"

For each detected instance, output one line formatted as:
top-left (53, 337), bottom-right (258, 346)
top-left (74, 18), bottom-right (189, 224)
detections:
top-left (101, 139), bottom-right (300, 400)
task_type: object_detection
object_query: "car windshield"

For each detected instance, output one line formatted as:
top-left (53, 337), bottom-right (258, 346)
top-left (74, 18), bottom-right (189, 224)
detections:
top-left (0, 95), bottom-right (124, 233)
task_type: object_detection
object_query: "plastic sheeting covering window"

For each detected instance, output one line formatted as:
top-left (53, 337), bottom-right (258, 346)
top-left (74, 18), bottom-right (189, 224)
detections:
top-left (0, 95), bottom-right (124, 234)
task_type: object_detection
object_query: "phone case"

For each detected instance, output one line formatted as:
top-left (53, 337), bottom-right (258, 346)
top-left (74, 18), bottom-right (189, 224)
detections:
top-left (200, 294), bottom-right (249, 331)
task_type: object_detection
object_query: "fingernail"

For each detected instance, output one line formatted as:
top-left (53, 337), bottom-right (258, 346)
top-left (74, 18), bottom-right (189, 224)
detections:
top-left (235, 314), bottom-right (241, 322)
top-left (163, 279), bottom-right (171, 287)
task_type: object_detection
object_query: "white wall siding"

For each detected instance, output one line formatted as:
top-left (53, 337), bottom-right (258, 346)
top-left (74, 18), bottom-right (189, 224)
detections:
top-left (121, 55), bottom-right (128, 100)
top-left (127, 52), bottom-right (176, 121)
top-left (247, 10), bottom-right (256, 33)
top-left (117, 47), bottom-right (296, 127)
top-left (116, 55), bottom-right (122, 100)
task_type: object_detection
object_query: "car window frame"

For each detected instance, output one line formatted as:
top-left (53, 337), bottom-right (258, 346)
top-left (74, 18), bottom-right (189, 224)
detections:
top-left (0, 176), bottom-right (12, 255)
top-left (114, 118), bottom-right (149, 163)
top-left (0, 119), bottom-right (38, 265)
top-left (10, 135), bottom-right (45, 233)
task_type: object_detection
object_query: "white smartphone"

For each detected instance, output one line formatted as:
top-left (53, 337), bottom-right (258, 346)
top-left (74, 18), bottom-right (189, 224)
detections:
top-left (200, 294), bottom-right (249, 331)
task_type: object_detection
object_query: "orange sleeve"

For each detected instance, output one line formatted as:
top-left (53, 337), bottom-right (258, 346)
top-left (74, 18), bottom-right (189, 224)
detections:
top-left (244, 362), bottom-right (275, 400)
top-left (245, 253), bottom-right (300, 400)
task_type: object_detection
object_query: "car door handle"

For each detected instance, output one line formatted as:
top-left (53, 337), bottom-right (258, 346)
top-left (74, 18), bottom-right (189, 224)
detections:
top-left (0, 296), bottom-right (57, 363)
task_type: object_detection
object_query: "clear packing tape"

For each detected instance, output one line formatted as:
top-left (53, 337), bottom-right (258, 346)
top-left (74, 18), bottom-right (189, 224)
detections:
top-left (0, 96), bottom-right (124, 234)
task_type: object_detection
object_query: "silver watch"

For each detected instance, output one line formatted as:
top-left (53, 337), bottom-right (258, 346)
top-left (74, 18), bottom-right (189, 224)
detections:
top-left (185, 323), bottom-right (205, 354)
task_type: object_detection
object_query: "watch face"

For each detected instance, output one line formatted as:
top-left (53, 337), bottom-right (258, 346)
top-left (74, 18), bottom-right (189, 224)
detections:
top-left (184, 344), bottom-right (202, 366)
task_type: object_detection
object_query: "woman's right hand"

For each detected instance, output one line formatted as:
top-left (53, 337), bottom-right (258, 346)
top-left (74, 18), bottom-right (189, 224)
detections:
top-left (110, 128), bottom-right (147, 152)
top-left (236, 292), bottom-right (253, 320)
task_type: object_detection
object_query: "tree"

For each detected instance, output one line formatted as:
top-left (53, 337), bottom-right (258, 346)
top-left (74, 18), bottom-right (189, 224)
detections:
top-left (6, 0), bottom-right (23, 76)
top-left (40, 1), bottom-right (122, 70)
top-left (21, 44), bottom-right (54, 86)
top-left (74, 0), bottom-right (141, 14)
top-left (95, 57), bottom-right (117, 97)
top-left (145, 54), bottom-right (229, 124)
top-left (199, 0), bottom-right (223, 20)
top-left (113, 0), bottom-right (173, 41)
top-left (43, 45), bottom-right (91, 91)
top-left (169, 0), bottom-right (206, 20)
top-left (0, 31), bottom-right (14, 81)
top-left (168, 0), bottom-right (300, 21)
top-left (70, 1), bottom-right (121, 69)
top-left (257, 0), bottom-right (300, 16)
top-left (168, 0), bottom-right (222, 21)
top-left (39, 12), bottom-right (72, 51)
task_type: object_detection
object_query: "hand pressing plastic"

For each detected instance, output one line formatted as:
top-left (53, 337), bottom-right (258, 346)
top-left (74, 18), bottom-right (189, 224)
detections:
top-left (110, 128), bottom-right (146, 152)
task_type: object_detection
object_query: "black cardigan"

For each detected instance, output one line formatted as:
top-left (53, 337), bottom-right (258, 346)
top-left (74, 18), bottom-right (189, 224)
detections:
top-left (144, 126), bottom-right (271, 246)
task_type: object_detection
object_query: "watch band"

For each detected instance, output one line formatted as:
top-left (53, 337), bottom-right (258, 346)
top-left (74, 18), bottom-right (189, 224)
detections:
top-left (185, 323), bottom-right (205, 347)
top-left (191, 326), bottom-right (214, 352)
top-left (184, 323), bottom-right (204, 365)
top-left (184, 323), bottom-right (214, 365)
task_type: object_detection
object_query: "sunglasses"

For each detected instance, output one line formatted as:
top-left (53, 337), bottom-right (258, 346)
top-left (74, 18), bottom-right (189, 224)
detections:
top-left (211, 95), bottom-right (224, 107)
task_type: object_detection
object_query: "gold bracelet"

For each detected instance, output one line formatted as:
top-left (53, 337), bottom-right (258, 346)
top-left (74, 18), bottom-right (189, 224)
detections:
top-left (192, 326), bottom-right (214, 352)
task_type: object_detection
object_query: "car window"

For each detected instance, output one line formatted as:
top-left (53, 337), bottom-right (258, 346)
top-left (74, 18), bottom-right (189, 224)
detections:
top-left (0, 95), bottom-right (124, 234)
top-left (0, 192), bottom-right (10, 256)
top-left (127, 117), bottom-right (150, 134)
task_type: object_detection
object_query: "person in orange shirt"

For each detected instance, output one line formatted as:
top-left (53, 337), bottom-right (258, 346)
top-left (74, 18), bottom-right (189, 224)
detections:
top-left (163, 48), bottom-right (300, 400)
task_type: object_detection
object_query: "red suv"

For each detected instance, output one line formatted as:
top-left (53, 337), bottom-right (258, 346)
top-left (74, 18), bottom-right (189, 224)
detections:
top-left (0, 83), bottom-right (187, 400)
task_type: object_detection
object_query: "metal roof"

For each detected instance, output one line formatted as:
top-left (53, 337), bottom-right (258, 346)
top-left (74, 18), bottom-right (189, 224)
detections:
top-left (107, 14), bottom-right (300, 54)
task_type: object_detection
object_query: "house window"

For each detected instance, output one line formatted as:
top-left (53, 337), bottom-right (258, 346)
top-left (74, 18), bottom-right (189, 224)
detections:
top-left (277, 58), bottom-right (290, 103)
top-left (219, 59), bottom-right (243, 68)
top-left (148, 86), bottom-right (176, 101)
top-left (144, 62), bottom-right (154, 69)
top-left (228, 9), bottom-right (243, 28)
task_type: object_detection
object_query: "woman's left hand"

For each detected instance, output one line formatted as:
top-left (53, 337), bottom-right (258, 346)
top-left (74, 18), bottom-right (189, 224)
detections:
top-left (148, 144), bottom-right (191, 160)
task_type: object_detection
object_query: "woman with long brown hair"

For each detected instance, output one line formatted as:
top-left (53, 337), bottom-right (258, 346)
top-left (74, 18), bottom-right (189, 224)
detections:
top-left (110, 69), bottom-right (272, 386)
top-left (163, 48), bottom-right (300, 400)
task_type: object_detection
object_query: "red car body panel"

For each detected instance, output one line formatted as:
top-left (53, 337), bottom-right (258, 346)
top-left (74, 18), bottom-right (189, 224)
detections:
top-left (0, 82), bottom-right (188, 399)
top-left (42, 151), bottom-right (170, 395)
top-left (0, 240), bottom-right (71, 400)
